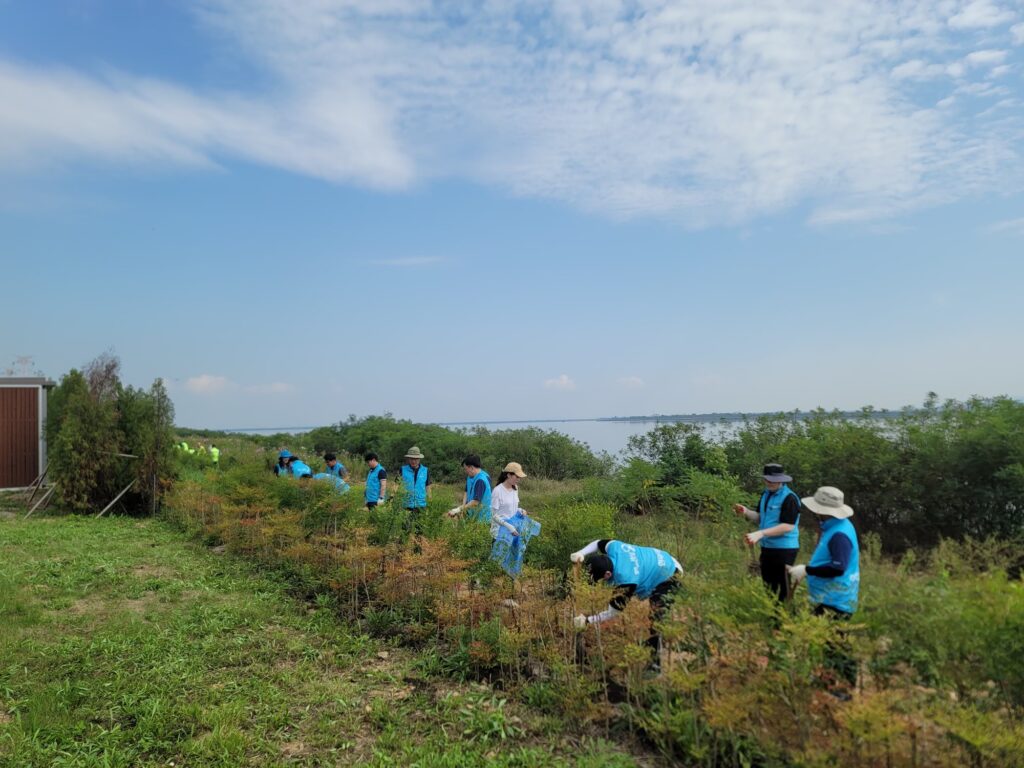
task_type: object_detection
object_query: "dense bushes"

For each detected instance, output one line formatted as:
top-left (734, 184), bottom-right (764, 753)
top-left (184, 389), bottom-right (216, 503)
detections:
top-left (721, 395), bottom-right (1024, 550)
top-left (46, 354), bottom-right (175, 514)
top-left (304, 415), bottom-right (609, 482)
top-left (164, 461), bottom-right (1024, 767)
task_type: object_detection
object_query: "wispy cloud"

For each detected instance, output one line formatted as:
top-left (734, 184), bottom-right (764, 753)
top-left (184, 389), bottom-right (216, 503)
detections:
top-left (183, 374), bottom-right (292, 395)
top-left (988, 216), bottom-right (1024, 234)
top-left (2, 1), bottom-right (1023, 225)
top-left (544, 374), bottom-right (576, 392)
top-left (184, 373), bottom-right (232, 394)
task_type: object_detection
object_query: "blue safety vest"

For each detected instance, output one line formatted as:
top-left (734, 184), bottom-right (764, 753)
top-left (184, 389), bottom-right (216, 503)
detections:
top-left (314, 473), bottom-right (350, 494)
top-left (365, 465), bottom-right (385, 503)
top-left (401, 464), bottom-right (429, 508)
top-left (289, 460), bottom-right (313, 478)
top-left (325, 462), bottom-right (347, 478)
top-left (606, 541), bottom-right (680, 599)
top-left (807, 518), bottom-right (860, 614)
top-left (758, 485), bottom-right (801, 549)
top-left (465, 470), bottom-right (492, 523)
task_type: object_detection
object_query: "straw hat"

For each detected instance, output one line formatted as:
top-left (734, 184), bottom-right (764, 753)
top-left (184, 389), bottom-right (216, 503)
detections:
top-left (502, 462), bottom-right (527, 478)
top-left (802, 486), bottom-right (854, 519)
top-left (404, 446), bottom-right (425, 459)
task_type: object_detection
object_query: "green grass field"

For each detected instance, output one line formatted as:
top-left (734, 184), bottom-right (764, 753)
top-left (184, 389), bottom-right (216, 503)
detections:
top-left (0, 516), bottom-right (644, 768)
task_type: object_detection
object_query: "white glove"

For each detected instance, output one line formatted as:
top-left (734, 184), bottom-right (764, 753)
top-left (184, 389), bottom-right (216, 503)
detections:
top-left (570, 552), bottom-right (585, 564)
top-left (573, 614), bottom-right (588, 631)
top-left (786, 564), bottom-right (807, 584)
top-left (447, 506), bottom-right (462, 518)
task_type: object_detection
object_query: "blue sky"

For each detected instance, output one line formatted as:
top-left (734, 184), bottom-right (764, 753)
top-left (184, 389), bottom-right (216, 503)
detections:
top-left (1, 1), bottom-right (1022, 429)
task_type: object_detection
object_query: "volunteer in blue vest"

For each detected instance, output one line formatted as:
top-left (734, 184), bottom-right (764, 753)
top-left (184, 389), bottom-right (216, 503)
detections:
top-left (286, 454), bottom-right (314, 479)
top-left (400, 446), bottom-right (431, 532)
top-left (786, 486), bottom-right (860, 688)
top-left (570, 539), bottom-right (683, 669)
top-left (323, 453), bottom-right (349, 481)
top-left (364, 453), bottom-right (388, 509)
top-left (274, 450), bottom-right (292, 476)
top-left (733, 463), bottom-right (801, 601)
top-left (447, 454), bottom-right (492, 522)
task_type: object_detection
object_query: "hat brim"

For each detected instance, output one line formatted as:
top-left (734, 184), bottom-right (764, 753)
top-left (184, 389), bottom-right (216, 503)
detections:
top-left (512, 470), bottom-right (527, 478)
top-left (763, 473), bottom-right (792, 483)
top-left (405, 454), bottom-right (425, 459)
top-left (801, 496), bottom-right (854, 519)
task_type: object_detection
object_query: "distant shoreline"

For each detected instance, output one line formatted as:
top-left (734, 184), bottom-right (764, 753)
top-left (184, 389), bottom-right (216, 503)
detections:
top-left (191, 409), bottom-right (904, 434)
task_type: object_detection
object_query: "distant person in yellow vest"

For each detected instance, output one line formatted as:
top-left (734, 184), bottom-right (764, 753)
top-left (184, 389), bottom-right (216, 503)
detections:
top-left (210, 444), bottom-right (220, 467)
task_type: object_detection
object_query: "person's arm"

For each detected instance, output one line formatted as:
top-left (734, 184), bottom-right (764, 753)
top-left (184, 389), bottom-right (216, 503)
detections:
top-left (577, 585), bottom-right (636, 627)
top-left (805, 532), bottom-right (853, 578)
top-left (379, 470), bottom-right (387, 501)
top-left (746, 495), bottom-right (798, 544)
top-left (492, 488), bottom-right (519, 534)
top-left (464, 478), bottom-right (486, 511)
top-left (570, 539), bottom-right (612, 563)
top-left (426, 470), bottom-right (432, 500)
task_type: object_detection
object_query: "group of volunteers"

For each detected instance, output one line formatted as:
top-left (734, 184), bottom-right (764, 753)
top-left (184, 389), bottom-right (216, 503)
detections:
top-left (175, 440), bottom-right (220, 466)
top-left (275, 446), bottom-right (861, 686)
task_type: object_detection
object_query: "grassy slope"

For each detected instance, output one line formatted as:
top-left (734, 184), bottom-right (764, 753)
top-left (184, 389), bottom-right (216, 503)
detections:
top-left (0, 517), bottom-right (644, 768)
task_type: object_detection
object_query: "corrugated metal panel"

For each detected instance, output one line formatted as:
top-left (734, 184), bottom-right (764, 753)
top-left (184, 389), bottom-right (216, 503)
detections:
top-left (0, 386), bottom-right (39, 488)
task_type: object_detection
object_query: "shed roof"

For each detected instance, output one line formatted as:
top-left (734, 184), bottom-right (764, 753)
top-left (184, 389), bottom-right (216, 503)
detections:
top-left (0, 377), bottom-right (56, 388)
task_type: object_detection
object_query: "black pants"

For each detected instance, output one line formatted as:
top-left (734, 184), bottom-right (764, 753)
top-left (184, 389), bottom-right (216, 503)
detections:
top-left (646, 575), bottom-right (682, 663)
top-left (759, 547), bottom-right (798, 601)
top-left (814, 604), bottom-right (857, 687)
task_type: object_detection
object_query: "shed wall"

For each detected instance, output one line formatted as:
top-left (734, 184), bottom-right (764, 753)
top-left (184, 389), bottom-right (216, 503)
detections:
top-left (0, 386), bottom-right (40, 488)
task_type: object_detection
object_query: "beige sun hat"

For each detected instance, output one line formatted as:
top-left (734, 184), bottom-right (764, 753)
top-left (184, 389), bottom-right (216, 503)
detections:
top-left (802, 486), bottom-right (854, 519)
top-left (502, 462), bottom-right (527, 478)
top-left (404, 446), bottom-right (425, 459)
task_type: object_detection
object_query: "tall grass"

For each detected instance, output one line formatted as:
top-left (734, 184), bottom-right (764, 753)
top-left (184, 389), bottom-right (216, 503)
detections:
top-left (164, 461), bottom-right (1024, 767)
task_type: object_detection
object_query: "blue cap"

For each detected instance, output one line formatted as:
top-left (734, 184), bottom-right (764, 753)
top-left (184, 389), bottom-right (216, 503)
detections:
top-left (278, 450), bottom-right (292, 459)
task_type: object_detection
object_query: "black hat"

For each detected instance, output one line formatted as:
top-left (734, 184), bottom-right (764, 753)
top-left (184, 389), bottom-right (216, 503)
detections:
top-left (762, 463), bottom-right (792, 483)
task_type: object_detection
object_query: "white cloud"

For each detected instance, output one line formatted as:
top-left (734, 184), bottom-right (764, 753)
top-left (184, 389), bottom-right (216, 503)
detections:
top-left (988, 216), bottom-right (1024, 233)
top-left (1012, 23), bottom-right (1024, 45)
top-left (183, 374), bottom-right (291, 395)
top-left (965, 49), bottom-right (1008, 67)
top-left (544, 374), bottom-right (576, 391)
top-left (0, 60), bottom-right (412, 187)
top-left (617, 376), bottom-right (645, 389)
top-left (1, 1), bottom-right (1023, 225)
top-left (185, 373), bottom-right (232, 394)
top-left (949, 1), bottom-right (1016, 29)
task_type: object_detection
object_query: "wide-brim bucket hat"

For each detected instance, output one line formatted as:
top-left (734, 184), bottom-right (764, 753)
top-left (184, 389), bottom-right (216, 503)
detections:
top-left (502, 462), bottom-right (527, 478)
top-left (404, 446), bottom-right (425, 459)
top-left (802, 486), bottom-right (854, 519)
top-left (762, 463), bottom-right (792, 483)
top-left (278, 450), bottom-right (292, 459)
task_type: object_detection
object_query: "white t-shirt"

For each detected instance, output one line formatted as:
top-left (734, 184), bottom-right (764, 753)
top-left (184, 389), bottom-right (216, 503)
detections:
top-left (490, 483), bottom-right (519, 537)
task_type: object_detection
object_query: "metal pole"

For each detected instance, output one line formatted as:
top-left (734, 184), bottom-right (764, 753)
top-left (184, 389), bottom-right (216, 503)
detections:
top-left (25, 486), bottom-right (55, 518)
top-left (96, 480), bottom-right (136, 518)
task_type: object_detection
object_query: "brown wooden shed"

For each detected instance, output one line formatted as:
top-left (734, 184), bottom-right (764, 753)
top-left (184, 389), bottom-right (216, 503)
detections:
top-left (0, 377), bottom-right (55, 489)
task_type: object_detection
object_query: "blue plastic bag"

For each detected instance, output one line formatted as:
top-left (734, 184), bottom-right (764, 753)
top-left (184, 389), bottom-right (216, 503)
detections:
top-left (491, 509), bottom-right (541, 577)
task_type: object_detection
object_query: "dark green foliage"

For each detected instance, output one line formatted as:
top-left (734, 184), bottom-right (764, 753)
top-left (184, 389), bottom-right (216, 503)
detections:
top-left (722, 396), bottom-right (1024, 550)
top-left (46, 355), bottom-right (176, 515)
top-left (305, 415), bottom-right (609, 482)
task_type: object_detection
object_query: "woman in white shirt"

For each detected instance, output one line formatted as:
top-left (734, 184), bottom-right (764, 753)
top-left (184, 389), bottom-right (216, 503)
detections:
top-left (490, 462), bottom-right (527, 538)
